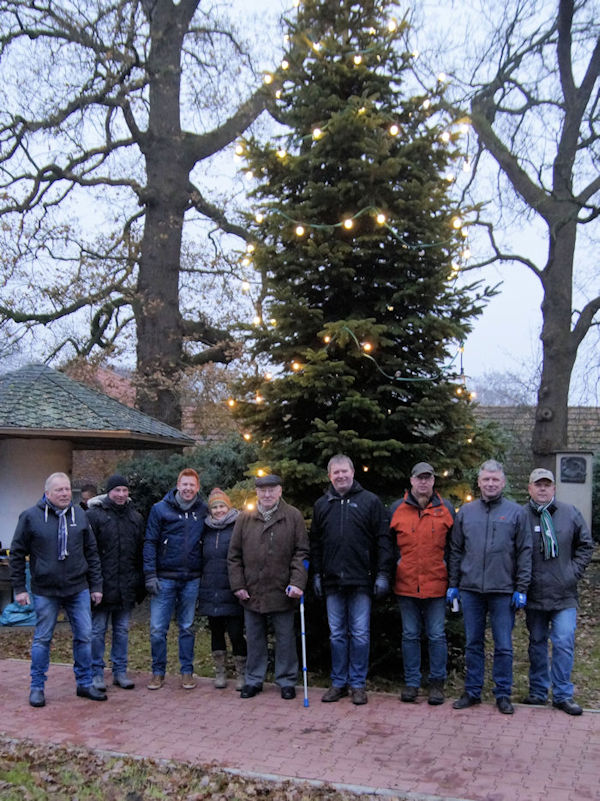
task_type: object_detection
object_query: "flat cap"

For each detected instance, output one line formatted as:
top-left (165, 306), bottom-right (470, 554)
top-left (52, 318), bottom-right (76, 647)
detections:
top-left (411, 462), bottom-right (435, 477)
top-left (255, 474), bottom-right (283, 488)
top-left (529, 467), bottom-right (555, 483)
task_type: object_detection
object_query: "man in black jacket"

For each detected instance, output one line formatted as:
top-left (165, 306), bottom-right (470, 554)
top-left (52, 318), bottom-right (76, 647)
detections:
top-left (521, 468), bottom-right (593, 715)
top-left (87, 474), bottom-right (145, 691)
top-left (9, 472), bottom-right (105, 707)
top-left (310, 455), bottom-right (393, 705)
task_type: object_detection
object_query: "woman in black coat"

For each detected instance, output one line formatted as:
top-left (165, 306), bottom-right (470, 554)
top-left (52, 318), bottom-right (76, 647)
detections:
top-left (198, 488), bottom-right (246, 689)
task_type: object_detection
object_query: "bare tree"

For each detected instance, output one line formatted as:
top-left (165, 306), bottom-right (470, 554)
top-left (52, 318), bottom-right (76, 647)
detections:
top-left (422, 0), bottom-right (600, 466)
top-left (0, 0), bottom-right (276, 427)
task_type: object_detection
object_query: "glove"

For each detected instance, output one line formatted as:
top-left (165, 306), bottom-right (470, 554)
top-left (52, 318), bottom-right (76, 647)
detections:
top-left (373, 573), bottom-right (390, 599)
top-left (313, 574), bottom-right (323, 600)
top-left (145, 577), bottom-right (161, 597)
top-left (511, 591), bottom-right (527, 609)
top-left (446, 587), bottom-right (460, 608)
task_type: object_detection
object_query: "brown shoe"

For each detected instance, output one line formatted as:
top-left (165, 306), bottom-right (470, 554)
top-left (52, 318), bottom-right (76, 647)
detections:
top-left (147, 674), bottom-right (164, 690)
top-left (181, 673), bottom-right (197, 690)
top-left (321, 685), bottom-right (348, 703)
top-left (351, 687), bottom-right (368, 705)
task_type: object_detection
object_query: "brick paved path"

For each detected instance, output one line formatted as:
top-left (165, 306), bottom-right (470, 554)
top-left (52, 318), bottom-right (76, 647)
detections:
top-left (1, 659), bottom-right (598, 801)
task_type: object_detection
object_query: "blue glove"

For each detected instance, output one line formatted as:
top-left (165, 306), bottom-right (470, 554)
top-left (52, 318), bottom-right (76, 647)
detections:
top-left (512, 591), bottom-right (527, 609)
top-left (145, 577), bottom-right (161, 597)
top-left (446, 587), bottom-right (460, 606)
top-left (373, 573), bottom-right (390, 599)
top-left (312, 574), bottom-right (323, 600)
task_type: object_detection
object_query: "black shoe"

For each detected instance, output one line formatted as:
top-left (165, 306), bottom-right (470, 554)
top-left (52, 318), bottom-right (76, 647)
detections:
top-left (552, 698), bottom-right (583, 716)
top-left (76, 685), bottom-right (108, 701)
top-left (496, 696), bottom-right (514, 714)
top-left (428, 682), bottom-right (445, 706)
top-left (240, 684), bottom-right (262, 698)
top-left (452, 693), bottom-right (481, 709)
top-left (29, 688), bottom-right (45, 708)
top-left (281, 686), bottom-right (296, 700)
top-left (400, 686), bottom-right (418, 703)
top-left (521, 694), bottom-right (546, 706)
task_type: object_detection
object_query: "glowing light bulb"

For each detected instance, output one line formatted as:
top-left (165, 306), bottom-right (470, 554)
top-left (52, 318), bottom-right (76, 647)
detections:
top-left (412, 49), bottom-right (420, 58)
top-left (255, 394), bottom-right (264, 404)
top-left (387, 18), bottom-right (398, 32)
top-left (227, 398), bottom-right (236, 408)
top-left (353, 54), bottom-right (362, 65)
top-left (362, 465), bottom-right (369, 472)
top-left (243, 433), bottom-right (252, 441)
top-left (246, 501), bottom-right (255, 510)
top-left (241, 257), bottom-right (251, 267)
top-left (451, 261), bottom-right (460, 272)
top-left (263, 73), bottom-right (273, 85)
top-left (312, 127), bottom-right (323, 139)
top-left (469, 391), bottom-right (477, 400)
top-left (276, 148), bottom-right (287, 159)
top-left (389, 124), bottom-right (400, 136)
top-left (295, 225), bottom-right (305, 237)
top-left (466, 437), bottom-right (473, 444)
top-left (270, 318), bottom-right (277, 326)
top-left (342, 218), bottom-right (354, 230)
top-left (291, 361), bottom-right (301, 371)
top-left (246, 243), bottom-right (255, 253)
top-left (462, 247), bottom-right (471, 260)
top-left (358, 106), bottom-right (366, 114)
top-left (465, 494), bottom-right (473, 502)
top-left (245, 170), bottom-right (254, 180)
top-left (456, 387), bottom-right (463, 395)
top-left (255, 212), bottom-right (264, 223)
top-left (281, 59), bottom-right (289, 70)
top-left (241, 281), bottom-right (250, 291)
top-left (253, 315), bottom-right (261, 325)
top-left (452, 216), bottom-right (463, 230)
top-left (275, 89), bottom-right (282, 99)
top-left (323, 335), bottom-right (331, 343)
top-left (376, 212), bottom-right (387, 225)
top-left (440, 131), bottom-right (451, 143)
top-left (264, 372), bottom-right (273, 381)
top-left (257, 469), bottom-right (265, 477)
top-left (437, 72), bottom-right (448, 83)
top-left (362, 342), bottom-right (373, 352)
top-left (422, 98), bottom-right (431, 110)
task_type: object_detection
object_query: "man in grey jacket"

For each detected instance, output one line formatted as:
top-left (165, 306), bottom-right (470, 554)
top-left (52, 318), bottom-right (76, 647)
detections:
top-left (521, 468), bottom-right (593, 715)
top-left (448, 460), bottom-right (532, 714)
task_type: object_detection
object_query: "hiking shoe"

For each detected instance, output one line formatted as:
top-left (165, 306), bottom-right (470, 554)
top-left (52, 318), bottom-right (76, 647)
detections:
top-left (351, 687), bottom-right (368, 705)
top-left (76, 685), bottom-right (107, 701)
top-left (147, 674), bottom-right (164, 690)
top-left (401, 685), bottom-right (418, 703)
top-left (181, 673), bottom-right (197, 689)
top-left (496, 696), bottom-right (514, 714)
top-left (521, 694), bottom-right (546, 705)
top-left (452, 693), bottom-right (481, 709)
top-left (428, 682), bottom-right (445, 706)
top-left (321, 685), bottom-right (349, 703)
top-left (113, 673), bottom-right (135, 689)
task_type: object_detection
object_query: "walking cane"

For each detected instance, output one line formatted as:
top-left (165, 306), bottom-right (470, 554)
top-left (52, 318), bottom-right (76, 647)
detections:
top-left (300, 593), bottom-right (309, 707)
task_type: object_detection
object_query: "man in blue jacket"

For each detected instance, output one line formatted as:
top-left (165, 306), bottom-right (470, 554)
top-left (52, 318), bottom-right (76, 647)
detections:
top-left (521, 468), bottom-right (593, 715)
top-left (9, 472), bottom-right (105, 707)
top-left (143, 468), bottom-right (206, 690)
top-left (448, 459), bottom-right (532, 715)
top-left (310, 454), bottom-right (393, 706)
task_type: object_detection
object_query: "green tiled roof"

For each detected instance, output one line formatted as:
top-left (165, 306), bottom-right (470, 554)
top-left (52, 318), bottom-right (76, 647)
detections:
top-left (0, 364), bottom-right (195, 449)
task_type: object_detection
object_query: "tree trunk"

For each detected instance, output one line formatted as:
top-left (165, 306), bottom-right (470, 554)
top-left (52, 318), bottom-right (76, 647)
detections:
top-left (531, 215), bottom-right (578, 468)
top-left (134, 2), bottom-right (196, 429)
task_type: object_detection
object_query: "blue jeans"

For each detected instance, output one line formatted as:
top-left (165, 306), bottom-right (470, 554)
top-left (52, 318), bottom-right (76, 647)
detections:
top-left (460, 590), bottom-right (515, 699)
top-left (92, 607), bottom-right (131, 677)
top-left (244, 609), bottom-right (297, 687)
top-left (325, 589), bottom-right (371, 689)
top-left (397, 596), bottom-right (447, 686)
top-left (31, 590), bottom-right (93, 690)
top-left (526, 607), bottom-right (577, 703)
top-left (150, 578), bottom-right (200, 675)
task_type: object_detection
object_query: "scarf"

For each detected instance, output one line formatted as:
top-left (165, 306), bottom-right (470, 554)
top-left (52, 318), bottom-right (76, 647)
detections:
top-left (205, 508), bottom-right (238, 530)
top-left (258, 500), bottom-right (280, 522)
top-left (44, 495), bottom-right (73, 561)
top-left (175, 491), bottom-right (198, 512)
top-left (530, 497), bottom-right (558, 559)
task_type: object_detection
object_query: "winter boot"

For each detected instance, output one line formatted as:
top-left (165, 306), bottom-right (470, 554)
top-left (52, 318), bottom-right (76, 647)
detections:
top-left (234, 655), bottom-right (247, 692)
top-left (212, 651), bottom-right (227, 689)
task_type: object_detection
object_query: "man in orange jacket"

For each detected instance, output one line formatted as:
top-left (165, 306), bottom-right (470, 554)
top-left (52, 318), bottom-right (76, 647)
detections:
top-left (389, 462), bottom-right (455, 705)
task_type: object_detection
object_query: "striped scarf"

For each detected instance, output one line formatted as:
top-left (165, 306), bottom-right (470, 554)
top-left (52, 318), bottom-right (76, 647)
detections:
top-left (530, 497), bottom-right (558, 560)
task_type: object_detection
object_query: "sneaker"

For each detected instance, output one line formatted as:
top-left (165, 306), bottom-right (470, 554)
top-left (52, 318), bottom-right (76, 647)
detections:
top-left (428, 682), bottom-right (445, 706)
top-left (92, 675), bottom-right (106, 692)
top-left (147, 674), bottom-right (164, 690)
top-left (181, 673), bottom-right (197, 689)
top-left (351, 687), bottom-right (368, 705)
top-left (321, 685), bottom-right (349, 703)
top-left (400, 686), bottom-right (418, 703)
top-left (521, 694), bottom-right (546, 705)
top-left (552, 698), bottom-right (583, 716)
top-left (496, 696), bottom-right (514, 714)
top-left (452, 693), bottom-right (481, 709)
top-left (113, 673), bottom-right (135, 689)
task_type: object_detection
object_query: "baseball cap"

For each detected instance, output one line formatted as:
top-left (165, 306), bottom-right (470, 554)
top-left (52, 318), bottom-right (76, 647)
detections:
top-left (529, 468), bottom-right (555, 483)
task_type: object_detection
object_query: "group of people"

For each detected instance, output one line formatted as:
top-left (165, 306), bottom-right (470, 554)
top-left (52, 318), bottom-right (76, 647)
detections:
top-left (9, 454), bottom-right (593, 716)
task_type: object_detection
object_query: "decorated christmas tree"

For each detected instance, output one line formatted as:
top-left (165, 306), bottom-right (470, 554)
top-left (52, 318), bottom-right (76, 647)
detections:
top-left (232, 0), bottom-right (496, 508)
